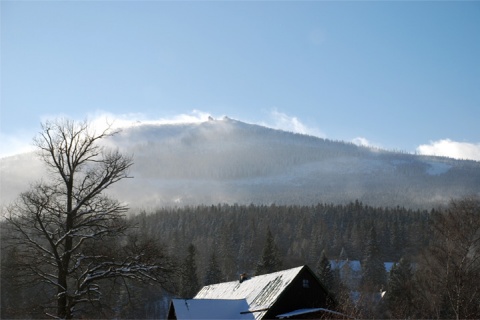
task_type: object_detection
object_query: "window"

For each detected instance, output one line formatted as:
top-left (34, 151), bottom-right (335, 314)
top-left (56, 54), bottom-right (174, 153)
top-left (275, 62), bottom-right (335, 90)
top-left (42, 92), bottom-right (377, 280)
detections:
top-left (303, 279), bottom-right (310, 288)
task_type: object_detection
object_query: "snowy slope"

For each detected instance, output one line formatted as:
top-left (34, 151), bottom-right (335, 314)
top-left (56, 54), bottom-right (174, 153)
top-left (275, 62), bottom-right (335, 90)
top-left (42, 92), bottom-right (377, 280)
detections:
top-left (1, 117), bottom-right (479, 209)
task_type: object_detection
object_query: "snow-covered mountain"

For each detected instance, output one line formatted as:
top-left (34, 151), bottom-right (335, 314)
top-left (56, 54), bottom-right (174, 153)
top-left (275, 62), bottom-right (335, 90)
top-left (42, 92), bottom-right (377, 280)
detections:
top-left (2, 117), bottom-right (479, 209)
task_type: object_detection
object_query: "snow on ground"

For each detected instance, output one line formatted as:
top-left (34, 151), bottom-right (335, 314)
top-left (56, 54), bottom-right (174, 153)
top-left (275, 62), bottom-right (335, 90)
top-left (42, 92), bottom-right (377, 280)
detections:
top-left (425, 161), bottom-right (452, 175)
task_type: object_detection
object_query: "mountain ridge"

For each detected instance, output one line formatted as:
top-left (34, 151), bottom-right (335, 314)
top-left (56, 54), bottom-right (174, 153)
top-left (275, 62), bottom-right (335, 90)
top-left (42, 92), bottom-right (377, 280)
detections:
top-left (1, 118), bottom-right (479, 209)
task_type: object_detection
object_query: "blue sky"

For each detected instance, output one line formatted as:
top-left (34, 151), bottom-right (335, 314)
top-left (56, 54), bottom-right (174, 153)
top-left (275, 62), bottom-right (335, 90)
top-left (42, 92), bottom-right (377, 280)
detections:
top-left (1, 1), bottom-right (479, 160)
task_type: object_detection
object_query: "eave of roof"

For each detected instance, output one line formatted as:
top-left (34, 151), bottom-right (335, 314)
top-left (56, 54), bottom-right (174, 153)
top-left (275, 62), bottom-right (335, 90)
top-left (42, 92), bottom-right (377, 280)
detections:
top-left (277, 307), bottom-right (350, 319)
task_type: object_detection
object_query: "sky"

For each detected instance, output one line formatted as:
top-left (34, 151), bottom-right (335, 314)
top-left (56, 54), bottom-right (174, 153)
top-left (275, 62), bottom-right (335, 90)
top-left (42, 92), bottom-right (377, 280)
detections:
top-left (1, 1), bottom-right (479, 160)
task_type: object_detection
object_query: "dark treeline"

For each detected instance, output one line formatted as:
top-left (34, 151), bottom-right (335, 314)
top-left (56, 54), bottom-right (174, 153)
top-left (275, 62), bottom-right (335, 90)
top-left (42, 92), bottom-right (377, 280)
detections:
top-left (2, 198), bottom-right (479, 319)
top-left (132, 201), bottom-right (431, 279)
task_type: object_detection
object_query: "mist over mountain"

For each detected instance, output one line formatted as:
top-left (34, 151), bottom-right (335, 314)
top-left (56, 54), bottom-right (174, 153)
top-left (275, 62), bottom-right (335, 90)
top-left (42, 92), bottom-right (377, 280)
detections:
top-left (1, 117), bottom-right (479, 209)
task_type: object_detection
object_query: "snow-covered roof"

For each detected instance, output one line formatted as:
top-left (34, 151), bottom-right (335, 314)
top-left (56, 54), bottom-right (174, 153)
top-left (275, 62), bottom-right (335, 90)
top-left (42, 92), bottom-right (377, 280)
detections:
top-left (384, 262), bottom-right (395, 273)
top-left (330, 260), bottom-right (397, 273)
top-left (330, 259), bottom-right (362, 272)
top-left (193, 266), bottom-right (305, 320)
top-left (170, 299), bottom-right (254, 319)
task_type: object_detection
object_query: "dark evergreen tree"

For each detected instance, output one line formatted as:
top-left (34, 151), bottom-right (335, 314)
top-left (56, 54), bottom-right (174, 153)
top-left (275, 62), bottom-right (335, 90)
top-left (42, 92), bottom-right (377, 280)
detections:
top-left (219, 220), bottom-right (238, 280)
top-left (385, 257), bottom-right (415, 318)
top-left (357, 227), bottom-right (389, 318)
top-left (315, 250), bottom-right (335, 292)
top-left (361, 227), bottom-right (387, 291)
top-left (204, 251), bottom-right (223, 285)
top-left (256, 228), bottom-right (282, 275)
top-left (0, 245), bottom-right (45, 318)
top-left (180, 244), bottom-right (200, 298)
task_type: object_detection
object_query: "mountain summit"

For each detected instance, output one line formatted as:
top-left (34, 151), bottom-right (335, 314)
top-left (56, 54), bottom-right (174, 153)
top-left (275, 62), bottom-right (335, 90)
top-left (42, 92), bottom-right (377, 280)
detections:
top-left (1, 118), bottom-right (479, 209)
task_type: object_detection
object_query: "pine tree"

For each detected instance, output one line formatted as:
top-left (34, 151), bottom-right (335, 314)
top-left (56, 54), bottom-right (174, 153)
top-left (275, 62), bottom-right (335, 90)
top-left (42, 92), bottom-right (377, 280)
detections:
top-left (315, 250), bottom-right (335, 292)
top-left (358, 227), bottom-right (388, 318)
top-left (204, 251), bottom-right (223, 285)
top-left (386, 257), bottom-right (415, 318)
top-left (219, 221), bottom-right (238, 280)
top-left (256, 228), bottom-right (282, 275)
top-left (180, 244), bottom-right (200, 298)
top-left (361, 227), bottom-right (387, 291)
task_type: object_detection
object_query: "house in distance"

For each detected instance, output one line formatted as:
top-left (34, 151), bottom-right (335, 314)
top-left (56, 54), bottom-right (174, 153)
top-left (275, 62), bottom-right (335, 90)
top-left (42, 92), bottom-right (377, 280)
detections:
top-left (167, 265), bottom-right (345, 319)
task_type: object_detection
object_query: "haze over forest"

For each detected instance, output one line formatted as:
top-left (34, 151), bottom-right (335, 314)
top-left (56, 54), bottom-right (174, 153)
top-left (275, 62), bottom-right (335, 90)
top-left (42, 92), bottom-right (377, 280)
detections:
top-left (2, 117), bottom-right (479, 210)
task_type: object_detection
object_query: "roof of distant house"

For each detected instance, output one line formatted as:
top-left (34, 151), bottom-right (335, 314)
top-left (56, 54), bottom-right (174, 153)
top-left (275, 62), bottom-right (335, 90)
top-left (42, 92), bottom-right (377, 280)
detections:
top-left (330, 259), bottom-right (362, 272)
top-left (330, 260), bottom-right (397, 273)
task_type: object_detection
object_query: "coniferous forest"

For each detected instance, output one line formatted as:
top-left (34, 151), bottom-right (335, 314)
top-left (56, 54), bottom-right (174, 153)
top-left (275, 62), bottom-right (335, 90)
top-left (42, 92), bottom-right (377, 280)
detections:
top-left (3, 199), bottom-right (480, 319)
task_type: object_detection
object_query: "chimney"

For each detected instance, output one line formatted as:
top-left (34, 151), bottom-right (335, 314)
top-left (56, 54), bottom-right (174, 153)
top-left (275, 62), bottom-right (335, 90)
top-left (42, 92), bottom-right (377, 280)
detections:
top-left (239, 273), bottom-right (249, 283)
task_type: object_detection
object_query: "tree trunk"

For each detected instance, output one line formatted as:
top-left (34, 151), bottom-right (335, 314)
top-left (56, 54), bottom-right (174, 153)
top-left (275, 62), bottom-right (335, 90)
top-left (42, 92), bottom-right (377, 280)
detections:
top-left (57, 268), bottom-right (68, 318)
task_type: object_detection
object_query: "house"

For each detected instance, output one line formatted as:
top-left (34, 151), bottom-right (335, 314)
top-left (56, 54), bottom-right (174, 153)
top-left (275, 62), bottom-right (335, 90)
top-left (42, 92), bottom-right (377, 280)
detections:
top-left (330, 259), bottom-right (397, 290)
top-left (330, 259), bottom-right (362, 290)
top-left (167, 265), bottom-right (343, 320)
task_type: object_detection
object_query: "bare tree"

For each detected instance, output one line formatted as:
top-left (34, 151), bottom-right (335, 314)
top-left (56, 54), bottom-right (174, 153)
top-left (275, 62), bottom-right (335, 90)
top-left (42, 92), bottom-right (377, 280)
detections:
top-left (416, 196), bottom-right (480, 319)
top-left (5, 119), bottom-right (171, 319)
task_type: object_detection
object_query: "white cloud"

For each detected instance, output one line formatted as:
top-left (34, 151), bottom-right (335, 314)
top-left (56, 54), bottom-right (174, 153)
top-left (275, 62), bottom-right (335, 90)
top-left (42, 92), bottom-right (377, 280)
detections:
top-left (261, 110), bottom-right (326, 138)
top-left (416, 139), bottom-right (480, 161)
top-left (352, 137), bottom-right (380, 148)
top-left (0, 132), bottom-right (36, 158)
top-left (86, 110), bottom-right (212, 131)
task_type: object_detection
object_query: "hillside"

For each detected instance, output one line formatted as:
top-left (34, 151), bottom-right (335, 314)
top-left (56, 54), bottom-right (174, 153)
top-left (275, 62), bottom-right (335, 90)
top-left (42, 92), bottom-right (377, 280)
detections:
top-left (1, 117), bottom-right (479, 209)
